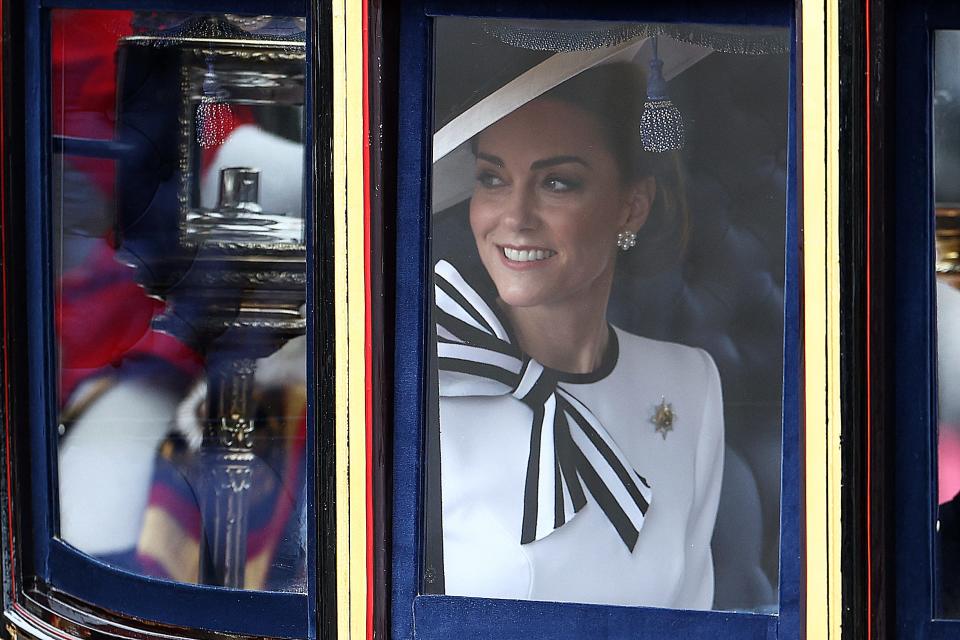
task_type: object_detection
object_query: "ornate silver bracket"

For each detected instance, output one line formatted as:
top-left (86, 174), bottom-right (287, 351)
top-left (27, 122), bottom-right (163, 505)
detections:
top-left (115, 31), bottom-right (307, 591)
top-left (199, 357), bottom-right (259, 588)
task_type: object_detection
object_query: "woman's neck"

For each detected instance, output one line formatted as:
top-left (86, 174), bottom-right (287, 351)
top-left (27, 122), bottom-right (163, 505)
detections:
top-left (500, 282), bottom-right (612, 375)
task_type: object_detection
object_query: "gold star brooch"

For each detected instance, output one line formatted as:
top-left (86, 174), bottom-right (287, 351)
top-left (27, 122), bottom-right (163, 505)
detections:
top-left (650, 397), bottom-right (676, 440)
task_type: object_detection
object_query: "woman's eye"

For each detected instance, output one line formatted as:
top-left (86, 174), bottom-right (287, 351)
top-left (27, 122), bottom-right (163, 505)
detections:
top-left (543, 176), bottom-right (581, 193)
top-left (476, 172), bottom-right (506, 188)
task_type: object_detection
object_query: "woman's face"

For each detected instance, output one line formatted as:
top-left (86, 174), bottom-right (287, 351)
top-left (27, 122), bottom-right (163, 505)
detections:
top-left (470, 98), bottom-right (653, 311)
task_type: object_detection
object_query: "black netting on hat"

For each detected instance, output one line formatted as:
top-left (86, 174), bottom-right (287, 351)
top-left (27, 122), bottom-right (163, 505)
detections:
top-left (482, 19), bottom-right (788, 56)
top-left (130, 13), bottom-right (305, 48)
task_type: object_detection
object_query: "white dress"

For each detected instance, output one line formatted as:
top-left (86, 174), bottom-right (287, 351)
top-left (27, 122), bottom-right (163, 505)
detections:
top-left (439, 326), bottom-right (724, 609)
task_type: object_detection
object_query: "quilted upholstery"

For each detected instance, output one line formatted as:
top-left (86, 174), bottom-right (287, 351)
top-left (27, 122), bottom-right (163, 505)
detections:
top-left (621, 51), bottom-right (789, 610)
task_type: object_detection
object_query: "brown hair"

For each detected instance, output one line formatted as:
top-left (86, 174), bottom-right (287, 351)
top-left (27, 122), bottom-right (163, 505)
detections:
top-left (533, 62), bottom-right (689, 274)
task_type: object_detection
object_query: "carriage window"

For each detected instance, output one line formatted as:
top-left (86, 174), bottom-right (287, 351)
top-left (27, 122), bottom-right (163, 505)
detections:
top-left (51, 8), bottom-right (308, 593)
top-left (426, 17), bottom-right (789, 612)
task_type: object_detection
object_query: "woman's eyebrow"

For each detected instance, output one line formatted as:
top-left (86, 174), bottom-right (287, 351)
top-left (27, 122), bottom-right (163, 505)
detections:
top-left (476, 152), bottom-right (504, 167)
top-left (530, 155), bottom-right (590, 170)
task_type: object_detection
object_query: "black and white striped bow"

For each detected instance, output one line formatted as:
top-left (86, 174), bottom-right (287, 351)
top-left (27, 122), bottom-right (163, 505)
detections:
top-left (435, 259), bottom-right (653, 551)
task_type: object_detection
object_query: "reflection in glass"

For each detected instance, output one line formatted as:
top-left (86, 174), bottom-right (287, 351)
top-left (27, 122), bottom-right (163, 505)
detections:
top-left (181, 47), bottom-right (306, 243)
top-left (933, 29), bottom-right (960, 618)
top-left (52, 9), bottom-right (307, 592)
top-left (426, 17), bottom-right (788, 613)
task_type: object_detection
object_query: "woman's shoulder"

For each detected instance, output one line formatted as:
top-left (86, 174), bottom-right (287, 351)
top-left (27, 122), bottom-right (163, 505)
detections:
top-left (611, 325), bottom-right (720, 385)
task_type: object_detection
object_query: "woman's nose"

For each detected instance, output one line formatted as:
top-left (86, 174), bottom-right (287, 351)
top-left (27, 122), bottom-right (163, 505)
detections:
top-left (500, 184), bottom-right (539, 231)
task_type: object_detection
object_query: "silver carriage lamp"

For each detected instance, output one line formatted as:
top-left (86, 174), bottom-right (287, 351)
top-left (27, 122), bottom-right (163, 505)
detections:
top-left (114, 15), bottom-right (307, 589)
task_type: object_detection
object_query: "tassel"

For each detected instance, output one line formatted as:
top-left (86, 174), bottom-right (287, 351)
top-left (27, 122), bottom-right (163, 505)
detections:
top-left (196, 58), bottom-right (234, 150)
top-left (640, 37), bottom-right (684, 152)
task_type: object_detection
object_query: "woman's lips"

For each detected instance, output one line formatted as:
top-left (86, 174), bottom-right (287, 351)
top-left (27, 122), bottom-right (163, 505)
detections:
top-left (499, 245), bottom-right (556, 266)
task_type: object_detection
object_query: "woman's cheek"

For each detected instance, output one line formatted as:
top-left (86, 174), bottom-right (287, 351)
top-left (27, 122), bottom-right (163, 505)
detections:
top-left (470, 193), bottom-right (498, 223)
top-left (468, 202), bottom-right (489, 238)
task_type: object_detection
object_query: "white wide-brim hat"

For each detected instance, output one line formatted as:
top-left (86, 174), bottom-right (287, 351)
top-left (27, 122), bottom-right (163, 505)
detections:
top-left (431, 19), bottom-right (788, 213)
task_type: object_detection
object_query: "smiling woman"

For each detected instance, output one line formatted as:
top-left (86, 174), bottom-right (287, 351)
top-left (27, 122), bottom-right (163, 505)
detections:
top-left (430, 55), bottom-right (724, 609)
top-left (469, 74), bottom-right (664, 373)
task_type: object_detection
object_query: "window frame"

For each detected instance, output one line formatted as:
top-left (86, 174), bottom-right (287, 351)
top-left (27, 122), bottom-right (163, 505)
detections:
top-left (389, 1), bottom-right (806, 638)
top-left (3, 1), bottom-right (330, 637)
top-left (886, 1), bottom-right (960, 636)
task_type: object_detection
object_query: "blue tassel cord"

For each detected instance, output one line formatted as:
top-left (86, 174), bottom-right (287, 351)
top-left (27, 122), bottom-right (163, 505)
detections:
top-left (640, 37), bottom-right (684, 153)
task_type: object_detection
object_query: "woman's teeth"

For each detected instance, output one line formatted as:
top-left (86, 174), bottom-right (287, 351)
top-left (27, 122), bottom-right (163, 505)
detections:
top-left (503, 247), bottom-right (555, 262)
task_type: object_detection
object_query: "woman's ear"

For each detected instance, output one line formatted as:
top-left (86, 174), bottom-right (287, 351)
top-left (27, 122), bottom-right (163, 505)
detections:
top-left (623, 176), bottom-right (656, 233)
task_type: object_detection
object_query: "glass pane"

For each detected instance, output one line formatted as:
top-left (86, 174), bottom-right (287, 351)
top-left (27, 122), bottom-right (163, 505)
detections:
top-left (51, 9), bottom-right (308, 592)
top-left (427, 17), bottom-right (789, 613)
top-left (934, 28), bottom-right (960, 618)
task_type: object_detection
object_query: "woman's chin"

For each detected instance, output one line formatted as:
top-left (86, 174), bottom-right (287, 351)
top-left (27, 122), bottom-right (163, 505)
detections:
top-left (494, 286), bottom-right (554, 310)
